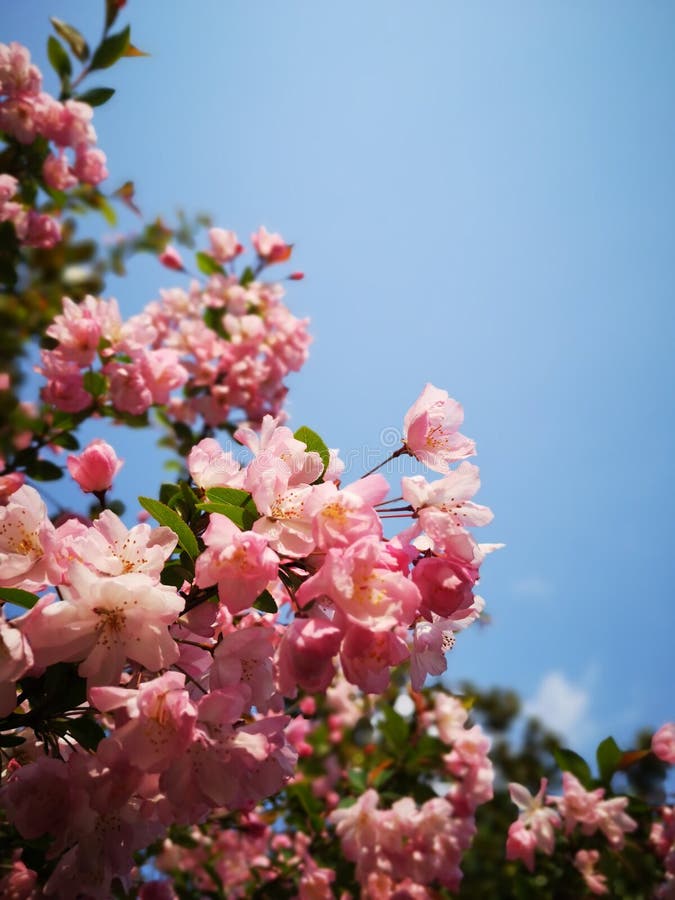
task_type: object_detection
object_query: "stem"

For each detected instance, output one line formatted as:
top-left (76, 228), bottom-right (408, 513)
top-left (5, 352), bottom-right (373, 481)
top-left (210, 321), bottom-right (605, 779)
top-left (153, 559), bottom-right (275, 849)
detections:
top-left (361, 445), bottom-right (407, 479)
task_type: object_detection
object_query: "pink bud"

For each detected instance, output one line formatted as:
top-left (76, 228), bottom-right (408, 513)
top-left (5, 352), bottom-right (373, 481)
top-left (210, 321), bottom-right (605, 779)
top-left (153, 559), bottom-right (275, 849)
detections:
top-left (288, 271), bottom-right (304, 281)
top-left (158, 244), bottom-right (184, 271)
top-left (67, 438), bottom-right (123, 493)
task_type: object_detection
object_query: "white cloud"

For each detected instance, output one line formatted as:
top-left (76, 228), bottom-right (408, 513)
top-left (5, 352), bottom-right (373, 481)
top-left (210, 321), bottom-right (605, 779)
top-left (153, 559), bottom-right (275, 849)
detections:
top-left (524, 671), bottom-right (592, 743)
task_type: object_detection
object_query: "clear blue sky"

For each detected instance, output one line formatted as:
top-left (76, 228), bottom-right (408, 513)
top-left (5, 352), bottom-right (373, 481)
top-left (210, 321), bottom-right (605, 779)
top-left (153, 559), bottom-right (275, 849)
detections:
top-left (7, 1), bottom-right (674, 759)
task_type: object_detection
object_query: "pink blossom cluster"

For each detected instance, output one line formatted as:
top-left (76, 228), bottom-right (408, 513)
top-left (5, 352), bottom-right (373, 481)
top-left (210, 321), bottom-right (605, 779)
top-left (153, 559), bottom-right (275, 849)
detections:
top-left (38, 249), bottom-right (311, 425)
top-left (324, 693), bottom-right (493, 896)
top-left (651, 805), bottom-right (675, 899)
top-left (155, 816), bottom-right (336, 899)
top-left (0, 384), bottom-right (496, 896)
top-left (0, 42), bottom-right (109, 249)
top-left (506, 771), bottom-right (638, 891)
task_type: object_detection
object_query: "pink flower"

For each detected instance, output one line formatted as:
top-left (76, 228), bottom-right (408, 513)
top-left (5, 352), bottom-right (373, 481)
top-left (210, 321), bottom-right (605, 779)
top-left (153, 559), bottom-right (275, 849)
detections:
top-left (194, 513), bottom-right (278, 613)
top-left (187, 437), bottom-right (242, 489)
top-left (43, 151), bottom-right (77, 190)
top-left (653, 722), bottom-right (675, 764)
top-left (208, 227), bottom-right (243, 262)
top-left (402, 384), bottom-right (475, 473)
top-left (67, 438), bottom-right (123, 493)
top-left (296, 536), bottom-right (421, 631)
top-left (73, 145), bottom-right (108, 185)
top-left (159, 244), bottom-right (185, 271)
top-left (506, 779), bottom-right (561, 871)
top-left (0, 484), bottom-right (56, 590)
top-left (22, 562), bottom-right (183, 686)
top-left (574, 849), bottom-right (608, 895)
top-left (340, 624), bottom-right (409, 693)
top-left (276, 616), bottom-right (343, 697)
top-left (91, 672), bottom-right (197, 773)
top-left (251, 225), bottom-right (292, 263)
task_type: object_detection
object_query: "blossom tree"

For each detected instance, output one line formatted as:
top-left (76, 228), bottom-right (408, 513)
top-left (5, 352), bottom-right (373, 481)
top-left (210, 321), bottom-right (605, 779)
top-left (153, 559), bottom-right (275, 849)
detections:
top-left (0, 6), bottom-right (673, 899)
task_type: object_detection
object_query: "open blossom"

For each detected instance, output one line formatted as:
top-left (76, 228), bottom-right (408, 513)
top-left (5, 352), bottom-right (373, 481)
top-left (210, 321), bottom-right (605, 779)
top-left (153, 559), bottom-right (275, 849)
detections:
top-left (251, 225), bottom-right (292, 263)
top-left (0, 484), bottom-right (56, 590)
top-left (67, 438), bottom-right (124, 494)
top-left (402, 384), bottom-right (475, 473)
top-left (21, 562), bottom-right (183, 686)
top-left (194, 513), bottom-right (279, 613)
top-left (506, 779), bottom-right (561, 871)
top-left (187, 437), bottom-right (243, 489)
top-left (296, 536), bottom-right (421, 632)
top-left (91, 672), bottom-right (198, 773)
top-left (209, 227), bottom-right (243, 262)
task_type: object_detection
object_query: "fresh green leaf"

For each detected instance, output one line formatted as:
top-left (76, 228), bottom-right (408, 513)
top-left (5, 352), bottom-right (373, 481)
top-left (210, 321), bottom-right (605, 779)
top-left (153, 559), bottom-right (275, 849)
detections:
top-left (294, 425), bottom-right (330, 474)
top-left (47, 35), bottom-right (72, 80)
top-left (66, 715), bottom-right (106, 751)
top-left (240, 265), bottom-right (255, 287)
top-left (195, 251), bottom-right (225, 276)
top-left (380, 705), bottom-right (410, 752)
top-left (0, 587), bottom-right (39, 609)
top-left (90, 25), bottom-right (130, 71)
top-left (138, 497), bottom-right (199, 560)
top-left (347, 768), bottom-right (367, 793)
top-left (596, 736), bottom-right (622, 783)
top-left (253, 589), bottom-right (277, 614)
top-left (26, 459), bottom-right (63, 481)
top-left (50, 17), bottom-right (89, 62)
top-left (553, 747), bottom-right (593, 788)
top-left (196, 501), bottom-right (256, 531)
top-left (83, 370), bottom-right (107, 397)
top-left (159, 482), bottom-right (181, 506)
top-left (205, 487), bottom-right (252, 508)
top-left (76, 87), bottom-right (115, 107)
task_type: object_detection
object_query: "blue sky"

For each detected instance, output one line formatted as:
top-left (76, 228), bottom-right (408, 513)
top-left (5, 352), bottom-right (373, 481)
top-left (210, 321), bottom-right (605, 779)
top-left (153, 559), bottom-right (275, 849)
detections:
top-left (7, 1), bottom-right (674, 760)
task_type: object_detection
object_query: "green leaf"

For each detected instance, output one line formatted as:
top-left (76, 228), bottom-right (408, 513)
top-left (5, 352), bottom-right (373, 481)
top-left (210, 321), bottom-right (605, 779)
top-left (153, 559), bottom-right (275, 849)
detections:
top-left (83, 370), bottom-right (107, 397)
top-left (380, 705), bottom-right (410, 752)
top-left (66, 715), bottom-right (106, 751)
top-left (553, 747), bottom-right (593, 788)
top-left (240, 265), bottom-right (255, 287)
top-left (160, 563), bottom-right (192, 589)
top-left (596, 736), bottom-right (622, 783)
top-left (347, 768), bottom-right (367, 793)
top-left (253, 589), bottom-right (277, 614)
top-left (294, 425), bottom-right (330, 474)
top-left (196, 502), bottom-right (256, 531)
top-left (159, 482), bottom-right (181, 506)
top-left (138, 497), bottom-right (199, 560)
top-left (195, 251), bottom-right (225, 276)
top-left (205, 487), bottom-right (252, 508)
top-left (50, 432), bottom-right (80, 450)
top-left (47, 35), bottom-right (72, 80)
top-left (0, 587), bottom-right (39, 610)
top-left (26, 459), bottom-right (63, 481)
top-left (50, 17), bottom-right (89, 62)
top-left (76, 87), bottom-right (115, 108)
top-left (90, 25), bottom-right (130, 71)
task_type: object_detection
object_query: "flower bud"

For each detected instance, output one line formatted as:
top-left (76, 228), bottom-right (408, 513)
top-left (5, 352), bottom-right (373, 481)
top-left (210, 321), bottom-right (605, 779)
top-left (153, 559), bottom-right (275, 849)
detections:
top-left (67, 438), bottom-right (123, 493)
